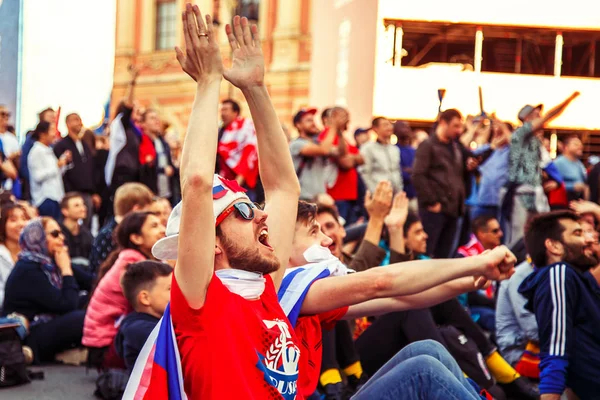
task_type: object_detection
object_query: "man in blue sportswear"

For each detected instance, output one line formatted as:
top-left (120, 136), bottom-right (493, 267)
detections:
top-left (519, 210), bottom-right (600, 400)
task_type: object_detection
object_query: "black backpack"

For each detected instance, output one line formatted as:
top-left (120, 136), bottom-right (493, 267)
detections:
top-left (438, 325), bottom-right (494, 389)
top-left (0, 324), bottom-right (30, 388)
top-left (94, 369), bottom-right (129, 400)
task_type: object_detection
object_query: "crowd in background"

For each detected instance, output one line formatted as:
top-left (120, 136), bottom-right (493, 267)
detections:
top-left (0, 40), bottom-right (599, 400)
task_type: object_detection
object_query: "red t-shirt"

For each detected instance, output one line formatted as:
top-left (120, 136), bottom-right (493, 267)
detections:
top-left (171, 273), bottom-right (303, 400)
top-left (318, 129), bottom-right (359, 201)
top-left (294, 307), bottom-right (349, 397)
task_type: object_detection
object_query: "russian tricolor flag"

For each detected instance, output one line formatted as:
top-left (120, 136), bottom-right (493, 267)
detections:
top-left (122, 304), bottom-right (187, 400)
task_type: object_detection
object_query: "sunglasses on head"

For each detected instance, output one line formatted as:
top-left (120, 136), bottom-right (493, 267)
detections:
top-left (216, 202), bottom-right (262, 226)
top-left (48, 230), bottom-right (63, 238)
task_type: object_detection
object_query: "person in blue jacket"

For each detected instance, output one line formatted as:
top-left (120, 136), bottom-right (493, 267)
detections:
top-left (519, 210), bottom-right (600, 399)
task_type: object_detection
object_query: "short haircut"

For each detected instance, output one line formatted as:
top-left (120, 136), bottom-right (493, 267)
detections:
top-left (222, 99), bottom-right (241, 114)
top-left (404, 212), bottom-right (421, 237)
top-left (60, 192), bottom-right (83, 210)
top-left (316, 203), bottom-right (340, 224)
top-left (38, 108), bottom-right (54, 122)
top-left (65, 113), bottom-right (79, 123)
top-left (297, 200), bottom-right (317, 226)
top-left (321, 108), bottom-right (332, 123)
top-left (114, 183), bottom-right (154, 217)
top-left (141, 108), bottom-right (157, 122)
top-left (471, 215), bottom-right (497, 234)
top-left (372, 117), bottom-right (387, 128)
top-left (121, 260), bottom-right (172, 308)
top-left (32, 121), bottom-right (51, 141)
top-left (563, 135), bottom-right (581, 146)
top-left (524, 210), bottom-right (580, 267)
top-left (439, 109), bottom-right (462, 124)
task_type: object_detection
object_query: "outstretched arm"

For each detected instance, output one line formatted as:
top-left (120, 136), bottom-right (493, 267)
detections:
top-left (223, 17), bottom-right (300, 290)
top-left (343, 276), bottom-right (487, 319)
top-left (300, 246), bottom-right (515, 315)
top-left (530, 91), bottom-right (580, 133)
top-left (174, 5), bottom-right (224, 309)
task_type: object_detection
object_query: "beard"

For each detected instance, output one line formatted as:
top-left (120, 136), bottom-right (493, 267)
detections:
top-left (220, 233), bottom-right (280, 275)
top-left (562, 241), bottom-right (599, 272)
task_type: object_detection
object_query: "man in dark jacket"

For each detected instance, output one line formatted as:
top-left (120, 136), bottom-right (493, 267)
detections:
top-left (519, 210), bottom-right (600, 399)
top-left (412, 109), bottom-right (486, 258)
top-left (54, 113), bottom-right (99, 228)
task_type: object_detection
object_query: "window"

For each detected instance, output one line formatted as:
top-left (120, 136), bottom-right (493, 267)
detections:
top-left (156, 0), bottom-right (177, 51)
top-left (234, 0), bottom-right (259, 23)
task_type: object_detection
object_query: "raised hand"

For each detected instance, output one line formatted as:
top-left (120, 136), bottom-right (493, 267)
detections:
top-left (384, 191), bottom-right (409, 230)
top-left (365, 181), bottom-right (393, 221)
top-left (223, 16), bottom-right (265, 89)
top-left (175, 4), bottom-right (223, 83)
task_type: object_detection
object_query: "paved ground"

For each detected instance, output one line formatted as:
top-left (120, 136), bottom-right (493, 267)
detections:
top-left (1, 364), bottom-right (97, 400)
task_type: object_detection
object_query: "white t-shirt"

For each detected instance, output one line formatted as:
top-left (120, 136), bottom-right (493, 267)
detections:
top-left (0, 132), bottom-right (20, 157)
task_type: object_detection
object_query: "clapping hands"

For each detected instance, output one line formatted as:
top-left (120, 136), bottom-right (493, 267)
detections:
top-left (175, 3), bottom-right (265, 90)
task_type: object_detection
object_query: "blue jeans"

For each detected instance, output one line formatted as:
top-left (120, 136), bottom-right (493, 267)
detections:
top-left (335, 200), bottom-right (361, 226)
top-left (470, 205), bottom-right (499, 221)
top-left (352, 340), bottom-right (481, 400)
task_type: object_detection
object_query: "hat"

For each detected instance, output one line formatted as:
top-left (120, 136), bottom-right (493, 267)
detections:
top-left (151, 174), bottom-right (250, 260)
top-left (518, 104), bottom-right (543, 123)
top-left (293, 108), bottom-right (317, 125)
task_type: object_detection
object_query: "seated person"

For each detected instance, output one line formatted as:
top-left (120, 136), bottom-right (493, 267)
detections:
top-left (2, 218), bottom-right (85, 363)
top-left (83, 212), bottom-right (165, 369)
top-left (354, 212), bottom-right (538, 399)
top-left (89, 183), bottom-right (155, 274)
top-left (520, 211), bottom-right (600, 399)
top-left (456, 215), bottom-right (504, 332)
top-left (116, 260), bottom-right (172, 371)
top-left (59, 192), bottom-right (93, 270)
top-left (495, 259), bottom-right (540, 379)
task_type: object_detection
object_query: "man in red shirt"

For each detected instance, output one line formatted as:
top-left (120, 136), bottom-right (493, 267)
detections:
top-left (153, 6), bottom-right (517, 399)
top-left (318, 107), bottom-right (364, 225)
top-left (281, 195), bottom-right (519, 398)
top-left (152, 8), bottom-right (304, 399)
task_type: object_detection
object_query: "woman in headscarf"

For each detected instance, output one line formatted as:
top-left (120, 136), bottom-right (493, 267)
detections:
top-left (2, 217), bottom-right (85, 363)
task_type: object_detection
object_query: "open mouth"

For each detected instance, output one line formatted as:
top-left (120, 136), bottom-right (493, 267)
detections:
top-left (328, 243), bottom-right (337, 254)
top-left (258, 227), bottom-right (274, 251)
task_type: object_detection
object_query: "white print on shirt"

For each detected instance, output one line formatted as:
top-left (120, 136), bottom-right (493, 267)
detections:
top-left (256, 319), bottom-right (300, 400)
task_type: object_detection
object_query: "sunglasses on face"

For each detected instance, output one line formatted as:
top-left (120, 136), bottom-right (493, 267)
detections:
top-left (0, 112), bottom-right (10, 118)
top-left (216, 202), bottom-right (262, 226)
top-left (48, 230), bottom-right (63, 238)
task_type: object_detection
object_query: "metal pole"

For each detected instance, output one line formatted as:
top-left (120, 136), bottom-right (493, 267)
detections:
top-left (554, 32), bottom-right (563, 77)
top-left (475, 27), bottom-right (483, 73)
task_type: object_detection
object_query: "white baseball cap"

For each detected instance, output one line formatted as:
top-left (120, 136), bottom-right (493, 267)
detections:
top-left (151, 174), bottom-right (249, 260)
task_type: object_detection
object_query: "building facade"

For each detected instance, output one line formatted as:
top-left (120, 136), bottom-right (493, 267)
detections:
top-left (112, 0), bottom-right (312, 137)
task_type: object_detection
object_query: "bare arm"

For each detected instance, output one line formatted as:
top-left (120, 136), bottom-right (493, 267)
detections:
top-left (362, 181), bottom-right (393, 246)
top-left (530, 91), bottom-right (580, 133)
top-left (385, 192), bottom-right (409, 254)
top-left (123, 66), bottom-right (139, 108)
top-left (299, 246), bottom-right (515, 315)
top-left (343, 276), bottom-right (483, 319)
top-left (299, 128), bottom-right (336, 157)
top-left (223, 17), bottom-right (301, 290)
top-left (173, 5), bottom-right (224, 308)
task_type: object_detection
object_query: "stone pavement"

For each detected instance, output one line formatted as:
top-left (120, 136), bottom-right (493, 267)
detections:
top-left (1, 364), bottom-right (97, 400)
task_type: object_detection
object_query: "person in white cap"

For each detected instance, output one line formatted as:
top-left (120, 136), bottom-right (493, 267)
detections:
top-left (151, 6), bottom-right (303, 399)
top-left (151, 5), bottom-right (517, 400)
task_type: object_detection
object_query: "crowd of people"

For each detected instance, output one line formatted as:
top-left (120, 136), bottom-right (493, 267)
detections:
top-left (1, 4), bottom-right (600, 400)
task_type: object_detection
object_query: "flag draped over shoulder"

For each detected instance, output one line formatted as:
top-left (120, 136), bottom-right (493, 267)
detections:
top-left (217, 117), bottom-right (259, 189)
top-left (123, 304), bottom-right (187, 400)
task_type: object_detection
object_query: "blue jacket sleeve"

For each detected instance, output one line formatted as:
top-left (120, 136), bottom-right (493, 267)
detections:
top-left (534, 264), bottom-right (578, 395)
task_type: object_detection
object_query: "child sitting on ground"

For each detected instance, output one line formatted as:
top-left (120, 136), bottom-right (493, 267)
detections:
top-left (115, 261), bottom-right (172, 371)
